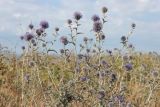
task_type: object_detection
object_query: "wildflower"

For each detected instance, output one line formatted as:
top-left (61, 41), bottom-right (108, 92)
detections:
top-left (86, 49), bottom-right (90, 53)
top-left (67, 19), bottom-right (72, 25)
top-left (78, 54), bottom-right (83, 59)
top-left (121, 36), bottom-right (126, 42)
top-left (131, 23), bottom-right (136, 29)
top-left (20, 36), bottom-right (24, 40)
top-left (22, 46), bottom-right (25, 50)
top-left (24, 33), bottom-right (34, 41)
top-left (36, 28), bottom-right (44, 36)
top-left (125, 63), bottom-right (133, 71)
top-left (60, 49), bottom-right (65, 54)
top-left (102, 6), bottom-right (108, 14)
top-left (93, 21), bottom-right (103, 32)
top-left (99, 34), bottom-right (105, 40)
top-left (40, 20), bottom-right (49, 29)
top-left (97, 90), bottom-right (105, 100)
top-left (55, 27), bottom-right (59, 32)
top-left (28, 23), bottom-right (34, 29)
top-left (74, 12), bottom-right (82, 20)
top-left (83, 37), bottom-right (88, 43)
top-left (91, 14), bottom-right (100, 22)
top-left (80, 76), bottom-right (88, 82)
top-left (60, 36), bottom-right (68, 45)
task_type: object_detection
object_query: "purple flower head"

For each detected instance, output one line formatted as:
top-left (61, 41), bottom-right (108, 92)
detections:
top-left (36, 28), bottom-right (44, 36)
top-left (125, 63), bottom-right (133, 71)
top-left (40, 20), bottom-right (49, 29)
top-left (60, 49), bottom-right (65, 54)
top-left (121, 36), bottom-right (126, 42)
top-left (93, 21), bottom-right (103, 32)
top-left (97, 90), bottom-right (105, 100)
top-left (24, 32), bottom-right (34, 41)
top-left (67, 19), bottom-right (72, 25)
top-left (100, 34), bottom-right (105, 40)
top-left (132, 23), bottom-right (136, 29)
top-left (20, 36), bottom-right (24, 40)
top-left (83, 37), bottom-right (88, 43)
top-left (80, 76), bottom-right (88, 82)
top-left (55, 27), bottom-right (59, 32)
top-left (91, 14), bottom-right (100, 22)
top-left (128, 44), bottom-right (133, 48)
top-left (102, 6), bottom-right (108, 14)
top-left (74, 12), bottom-right (82, 20)
top-left (60, 36), bottom-right (68, 45)
top-left (78, 54), bottom-right (83, 60)
top-left (22, 46), bottom-right (25, 50)
top-left (28, 23), bottom-right (34, 29)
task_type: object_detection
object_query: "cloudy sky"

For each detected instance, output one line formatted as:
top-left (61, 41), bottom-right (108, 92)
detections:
top-left (0, 0), bottom-right (160, 53)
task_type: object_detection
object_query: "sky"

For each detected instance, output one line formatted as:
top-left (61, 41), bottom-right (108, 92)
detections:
top-left (0, 0), bottom-right (160, 53)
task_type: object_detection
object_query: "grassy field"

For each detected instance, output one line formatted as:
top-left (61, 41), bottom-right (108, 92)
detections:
top-left (0, 6), bottom-right (160, 107)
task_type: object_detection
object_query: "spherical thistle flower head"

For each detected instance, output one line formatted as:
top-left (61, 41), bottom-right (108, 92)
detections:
top-left (55, 27), bottom-right (59, 32)
top-left (80, 76), bottom-right (88, 82)
top-left (93, 21), bottom-right (103, 32)
top-left (28, 23), bottom-right (34, 29)
top-left (24, 32), bottom-right (34, 41)
top-left (125, 63), bottom-right (133, 71)
top-left (60, 36), bottom-right (68, 45)
top-left (67, 19), bottom-right (72, 25)
top-left (131, 23), bottom-right (136, 29)
top-left (60, 49), bottom-right (65, 54)
top-left (36, 28), bottom-right (44, 36)
top-left (100, 34), bottom-right (105, 40)
top-left (20, 36), bottom-right (24, 40)
top-left (121, 36), bottom-right (126, 42)
top-left (102, 6), bottom-right (108, 14)
top-left (22, 46), bottom-right (25, 50)
top-left (91, 14), bottom-right (100, 22)
top-left (74, 11), bottom-right (82, 20)
top-left (40, 20), bottom-right (49, 29)
top-left (83, 37), bottom-right (88, 43)
top-left (97, 90), bottom-right (105, 100)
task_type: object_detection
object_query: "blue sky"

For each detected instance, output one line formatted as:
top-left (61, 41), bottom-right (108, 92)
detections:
top-left (0, 0), bottom-right (160, 53)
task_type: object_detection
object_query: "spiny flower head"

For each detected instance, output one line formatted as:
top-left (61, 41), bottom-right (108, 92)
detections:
top-left (74, 11), bottom-right (82, 20)
top-left (67, 19), bottom-right (72, 25)
top-left (102, 6), bottom-right (108, 14)
top-left (125, 63), bottom-right (133, 71)
top-left (132, 23), bottom-right (136, 29)
top-left (40, 20), bottom-right (49, 29)
top-left (24, 32), bottom-right (34, 41)
top-left (28, 23), bottom-right (34, 29)
top-left (91, 14), bottom-right (100, 22)
top-left (55, 27), bottom-right (59, 32)
top-left (60, 36), bottom-right (68, 45)
top-left (93, 21), bottom-right (103, 32)
top-left (36, 28), bottom-right (44, 36)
